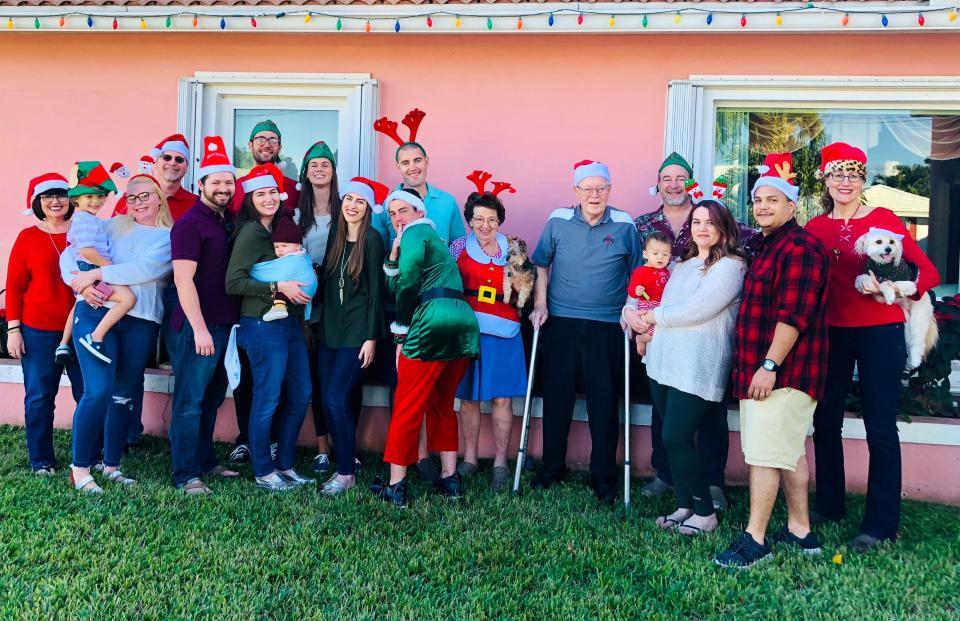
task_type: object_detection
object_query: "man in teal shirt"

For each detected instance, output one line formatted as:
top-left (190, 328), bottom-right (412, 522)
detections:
top-left (372, 142), bottom-right (466, 249)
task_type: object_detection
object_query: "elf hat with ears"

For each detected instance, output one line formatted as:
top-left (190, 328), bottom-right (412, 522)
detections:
top-left (67, 161), bottom-right (118, 198)
top-left (240, 163), bottom-right (287, 202)
top-left (25, 172), bottom-right (69, 216)
top-left (295, 141), bottom-right (337, 192)
top-left (752, 153), bottom-right (799, 202)
top-left (339, 176), bottom-right (390, 214)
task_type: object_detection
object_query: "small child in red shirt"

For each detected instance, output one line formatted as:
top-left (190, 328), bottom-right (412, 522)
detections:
top-left (627, 232), bottom-right (672, 355)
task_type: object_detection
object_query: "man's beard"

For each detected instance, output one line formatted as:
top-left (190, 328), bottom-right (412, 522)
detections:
top-left (662, 193), bottom-right (689, 207)
top-left (204, 191), bottom-right (233, 207)
top-left (253, 153), bottom-right (280, 165)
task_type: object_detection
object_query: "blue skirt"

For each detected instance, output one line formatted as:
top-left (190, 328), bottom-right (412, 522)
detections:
top-left (456, 332), bottom-right (528, 401)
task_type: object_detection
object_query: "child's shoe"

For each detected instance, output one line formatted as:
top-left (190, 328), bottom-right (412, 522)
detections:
top-left (263, 303), bottom-right (288, 322)
top-left (78, 334), bottom-right (112, 364)
top-left (55, 344), bottom-right (74, 365)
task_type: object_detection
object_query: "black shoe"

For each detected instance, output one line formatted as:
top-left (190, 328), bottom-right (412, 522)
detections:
top-left (591, 475), bottom-right (618, 507)
top-left (715, 532), bottom-right (772, 569)
top-left (54, 344), bottom-right (73, 366)
top-left (809, 509), bottom-right (843, 526)
top-left (848, 533), bottom-right (887, 554)
top-left (415, 458), bottom-right (439, 484)
top-left (771, 527), bottom-right (822, 555)
top-left (371, 476), bottom-right (408, 508)
top-left (433, 472), bottom-right (464, 500)
top-left (531, 467), bottom-right (565, 490)
top-left (311, 453), bottom-right (331, 475)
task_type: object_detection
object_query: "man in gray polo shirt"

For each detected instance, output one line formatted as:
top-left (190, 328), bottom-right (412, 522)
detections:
top-left (529, 160), bottom-right (641, 505)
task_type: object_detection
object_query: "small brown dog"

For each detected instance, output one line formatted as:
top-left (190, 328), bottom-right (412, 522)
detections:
top-left (503, 236), bottom-right (536, 309)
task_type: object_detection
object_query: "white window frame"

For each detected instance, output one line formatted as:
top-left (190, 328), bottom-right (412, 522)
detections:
top-left (177, 72), bottom-right (379, 191)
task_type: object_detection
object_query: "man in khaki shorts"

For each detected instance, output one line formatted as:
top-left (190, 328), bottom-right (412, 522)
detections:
top-left (715, 153), bottom-right (830, 569)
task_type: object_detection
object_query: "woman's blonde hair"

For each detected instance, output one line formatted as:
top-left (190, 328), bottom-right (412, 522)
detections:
top-left (114, 175), bottom-right (173, 235)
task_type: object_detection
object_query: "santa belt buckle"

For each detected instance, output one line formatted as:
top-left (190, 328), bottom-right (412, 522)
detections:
top-left (477, 286), bottom-right (497, 304)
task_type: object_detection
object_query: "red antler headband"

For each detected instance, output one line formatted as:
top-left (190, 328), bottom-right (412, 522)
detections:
top-left (466, 170), bottom-right (517, 197)
top-left (373, 108), bottom-right (426, 146)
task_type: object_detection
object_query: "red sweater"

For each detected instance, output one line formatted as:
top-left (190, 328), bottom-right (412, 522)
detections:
top-left (5, 226), bottom-right (77, 331)
top-left (805, 207), bottom-right (940, 328)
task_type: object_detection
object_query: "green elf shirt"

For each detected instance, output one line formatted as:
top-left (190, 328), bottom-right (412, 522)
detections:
top-left (384, 218), bottom-right (479, 361)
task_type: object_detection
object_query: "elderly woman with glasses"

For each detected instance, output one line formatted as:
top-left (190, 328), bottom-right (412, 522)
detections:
top-left (448, 173), bottom-right (532, 492)
top-left (6, 173), bottom-right (85, 475)
top-left (805, 142), bottom-right (939, 552)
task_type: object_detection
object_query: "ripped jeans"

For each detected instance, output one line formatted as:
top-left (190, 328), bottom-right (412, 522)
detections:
top-left (70, 302), bottom-right (159, 468)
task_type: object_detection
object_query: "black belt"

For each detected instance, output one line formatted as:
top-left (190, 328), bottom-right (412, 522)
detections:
top-left (419, 287), bottom-right (464, 304)
top-left (464, 288), bottom-right (505, 303)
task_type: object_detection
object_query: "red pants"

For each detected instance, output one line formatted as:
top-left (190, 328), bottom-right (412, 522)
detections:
top-left (383, 355), bottom-right (470, 467)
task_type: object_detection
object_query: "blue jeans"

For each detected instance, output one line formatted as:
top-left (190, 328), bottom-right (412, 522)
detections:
top-left (318, 344), bottom-right (364, 476)
top-left (71, 303), bottom-right (159, 468)
top-left (237, 316), bottom-right (311, 477)
top-left (166, 322), bottom-right (231, 487)
top-left (20, 324), bottom-right (83, 470)
top-left (813, 323), bottom-right (907, 540)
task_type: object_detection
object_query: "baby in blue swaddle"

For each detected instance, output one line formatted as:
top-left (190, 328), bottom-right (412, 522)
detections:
top-left (256, 214), bottom-right (318, 321)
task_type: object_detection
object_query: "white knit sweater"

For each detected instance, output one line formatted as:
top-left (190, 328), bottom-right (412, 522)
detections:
top-left (644, 256), bottom-right (746, 402)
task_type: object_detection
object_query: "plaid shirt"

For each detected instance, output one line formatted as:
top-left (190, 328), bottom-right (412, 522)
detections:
top-left (634, 206), bottom-right (762, 262)
top-left (733, 219), bottom-right (830, 400)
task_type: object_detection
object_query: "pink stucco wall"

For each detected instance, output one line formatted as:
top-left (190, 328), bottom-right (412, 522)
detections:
top-left (2, 31), bottom-right (960, 283)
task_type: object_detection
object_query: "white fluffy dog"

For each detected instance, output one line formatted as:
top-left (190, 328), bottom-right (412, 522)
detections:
top-left (854, 227), bottom-right (938, 370)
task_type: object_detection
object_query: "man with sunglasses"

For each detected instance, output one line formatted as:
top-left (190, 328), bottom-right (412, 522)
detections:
top-left (165, 136), bottom-right (242, 494)
top-left (113, 134), bottom-right (197, 221)
top-left (229, 120), bottom-right (301, 215)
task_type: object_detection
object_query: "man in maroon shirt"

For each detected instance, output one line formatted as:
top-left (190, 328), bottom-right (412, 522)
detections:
top-left (229, 120), bottom-right (300, 215)
top-left (715, 153), bottom-right (830, 569)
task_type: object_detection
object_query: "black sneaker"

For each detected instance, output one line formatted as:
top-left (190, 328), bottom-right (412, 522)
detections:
top-left (54, 344), bottom-right (73, 366)
top-left (771, 527), bottom-right (822, 555)
top-left (715, 532), bottom-right (772, 569)
top-left (433, 472), bottom-right (464, 500)
top-left (311, 453), bottom-right (331, 475)
top-left (531, 467), bottom-right (565, 490)
top-left (371, 476), bottom-right (408, 508)
top-left (228, 444), bottom-right (250, 464)
top-left (809, 509), bottom-right (844, 526)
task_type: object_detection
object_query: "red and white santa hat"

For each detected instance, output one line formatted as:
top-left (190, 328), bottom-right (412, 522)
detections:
top-left (339, 176), bottom-right (390, 214)
top-left (197, 136), bottom-right (236, 179)
top-left (150, 133), bottom-right (191, 161)
top-left (25, 172), bottom-right (69, 216)
top-left (752, 153), bottom-right (799, 202)
top-left (240, 163), bottom-right (287, 201)
top-left (817, 142), bottom-right (867, 179)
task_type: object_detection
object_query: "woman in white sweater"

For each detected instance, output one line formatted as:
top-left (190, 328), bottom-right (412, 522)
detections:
top-left (628, 199), bottom-right (746, 536)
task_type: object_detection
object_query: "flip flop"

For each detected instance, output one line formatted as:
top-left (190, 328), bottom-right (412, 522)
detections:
top-left (678, 520), bottom-right (717, 537)
top-left (656, 516), bottom-right (681, 531)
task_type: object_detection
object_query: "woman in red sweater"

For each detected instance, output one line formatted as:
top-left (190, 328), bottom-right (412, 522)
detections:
top-left (5, 173), bottom-right (84, 474)
top-left (805, 143), bottom-right (940, 553)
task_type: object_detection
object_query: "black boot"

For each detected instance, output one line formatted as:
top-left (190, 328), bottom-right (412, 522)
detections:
top-left (433, 472), bottom-right (464, 500)
top-left (371, 476), bottom-right (408, 508)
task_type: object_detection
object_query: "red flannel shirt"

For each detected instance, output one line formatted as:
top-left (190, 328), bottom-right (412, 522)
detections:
top-left (733, 219), bottom-right (830, 400)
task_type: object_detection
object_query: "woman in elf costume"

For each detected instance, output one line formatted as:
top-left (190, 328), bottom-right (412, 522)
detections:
top-left (371, 189), bottom-right (479, 507)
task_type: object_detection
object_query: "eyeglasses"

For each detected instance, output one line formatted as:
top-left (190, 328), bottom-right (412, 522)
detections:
top-left (470, 217), bottom-right (500, 227)
top-left (252, 136), bottom-right (280, 147)
top-left (161, 154), bottom-right (186, 164)
top-left (828, 173), bottom-right (865, 183)
top-left (125, 191), bottom-right (157, 204)
top-left (576, 184), bottom-right (611, 196)
top-left (39, 193), bottom-right (67, 202)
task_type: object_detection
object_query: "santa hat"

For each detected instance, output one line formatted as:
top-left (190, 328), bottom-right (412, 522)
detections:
top-left (240, 163), bottom-right (287, 202)
top-left (271, 214), bottom-right (303, 245)
top-left (573, 160), bottom-right (611, 186)
top-left (110, 162), bottom-right (131, 179)
top-left (25, 172), bottom-right (69, 216)
top-left (752, 153), bottom-right (799, 202)
top-left (197, 136), bottom-right (236, 179)
top-left (249, 120), bottom-right (281, 142)
top-left (384, 188), bottom-right (426, 215)
top-left (817, 142), bottom-right (867, 179)
top-left (138, 155), bottom-right (155, 175)
top-left (295, 141), bottom-right (337, 191)
top-left (150, 134), bottom-right (190, 161)
top-left (339, 176), bottom-right (390, 214)
top-left (68, 161), bottom-right (118, 198)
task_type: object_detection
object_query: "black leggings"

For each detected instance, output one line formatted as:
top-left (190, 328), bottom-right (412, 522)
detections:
top-left (648, 379), bottom-right (716, 517)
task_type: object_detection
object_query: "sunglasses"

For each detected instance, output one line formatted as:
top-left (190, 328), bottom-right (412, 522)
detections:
top-left (161, 154), bottom-right (187, 164)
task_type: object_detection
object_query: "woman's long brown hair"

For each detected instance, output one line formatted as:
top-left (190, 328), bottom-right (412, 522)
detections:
top-left (680, 199), bottom-right (743, 269)
top-left (325, 196), bottom-right (372, 286)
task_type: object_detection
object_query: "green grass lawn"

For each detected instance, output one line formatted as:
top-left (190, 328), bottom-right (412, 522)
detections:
top-left (0, 426), bottom-right (958, 620)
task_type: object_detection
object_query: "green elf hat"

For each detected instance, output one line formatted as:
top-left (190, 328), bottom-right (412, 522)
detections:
top-left (249, 119), bottom-right (281, 142)
top-left (658, 152), bottom-right (694, 177)
top-left (67, 161), bottom-right (118, 197)
top-left (296, 141), bottom-right (337, 191)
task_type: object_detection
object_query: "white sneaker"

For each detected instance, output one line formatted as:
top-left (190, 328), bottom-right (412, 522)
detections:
top-left (263, 305), bottom-right (288, 322)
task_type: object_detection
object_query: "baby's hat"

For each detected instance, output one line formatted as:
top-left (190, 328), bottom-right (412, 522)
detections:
top-left (272, 214), bottom-right (302, 245)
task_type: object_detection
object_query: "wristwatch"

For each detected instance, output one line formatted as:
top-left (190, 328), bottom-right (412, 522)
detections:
top-left (762, 359), bottom-right (780, 372)
top-left (269, 281), bottom-right (277, 296)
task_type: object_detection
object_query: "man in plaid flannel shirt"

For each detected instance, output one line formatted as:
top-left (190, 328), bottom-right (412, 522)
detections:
top-left (716, 153), bottom-right (830, 569)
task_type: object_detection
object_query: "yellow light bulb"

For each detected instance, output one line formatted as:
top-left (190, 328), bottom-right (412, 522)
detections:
top-left (455, 17), bottom-right (461, 28)
top-left (304, 14), bottom-right (311, 24)
top-left (674, 14), bottom-right (681, 25)
top-left (775, 14), bottom-right (783, 26)
top-left (609, 16), bottom-right (615, 27)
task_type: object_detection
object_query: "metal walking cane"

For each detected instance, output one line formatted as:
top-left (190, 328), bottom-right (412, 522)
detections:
top-left (512, 327), bottom-right (540, 495)
top-left (623, 329), bottom-right (632, 508)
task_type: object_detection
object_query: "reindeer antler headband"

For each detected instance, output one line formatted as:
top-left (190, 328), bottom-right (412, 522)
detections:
top-left (466, 170), bottom-right (517, 198)
top-left (373, 108), bottom-right (428, 160)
